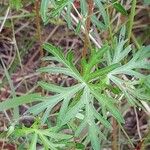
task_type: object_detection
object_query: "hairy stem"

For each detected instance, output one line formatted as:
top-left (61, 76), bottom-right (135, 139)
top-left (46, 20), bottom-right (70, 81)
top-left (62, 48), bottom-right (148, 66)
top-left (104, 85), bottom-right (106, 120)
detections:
top-left (82, 0), bottom-right (94, 58)
top-left (112, 117), bottom-right (118, 150)
top-left (34, 0), bottom-right (43, 58)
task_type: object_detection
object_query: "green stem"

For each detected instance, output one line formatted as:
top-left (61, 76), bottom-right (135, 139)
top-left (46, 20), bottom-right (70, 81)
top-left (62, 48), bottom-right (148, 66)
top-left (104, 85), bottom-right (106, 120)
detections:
top-left (127, 0), bottom-right (137, 45)
top-left (0, 57), bottom-right (19, 119)
top-left (131, 33), bottom-right (141, 49)
top-left (119, 123), bottom-right (135, 148)
top-left (0, 13), bottom-right (34, 21)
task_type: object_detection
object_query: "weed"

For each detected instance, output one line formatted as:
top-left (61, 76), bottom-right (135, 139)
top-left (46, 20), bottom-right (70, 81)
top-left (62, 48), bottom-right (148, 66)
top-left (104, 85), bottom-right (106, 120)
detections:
top-left (0, 0), bottom-right (150, 149)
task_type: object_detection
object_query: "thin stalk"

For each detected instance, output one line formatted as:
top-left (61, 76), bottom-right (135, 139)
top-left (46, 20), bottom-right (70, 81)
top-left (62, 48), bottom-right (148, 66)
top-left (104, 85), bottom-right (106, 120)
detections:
top-left (0, 58), bottom-right (19, 119)
top-left (34, 0), bottom-right (43, 58)
top-left (11, 17), bottom-right (29, 92)
top-left (119, 123), bottom-right (135, 148)
top-left (66, 7), bottom-right (102, 48)
top-left (134, 107), bottom-right (142, 140)
top-left (106, 7), bottom-right (114, 49)
top-left (34, 0), bottom-right (45, 95)
top-left (0, 40), bottom-right (34, 90)
top-left (127, 0), bottom-right (137, 45)
top-left (0, 13), bottom-right (34, 21)
top-left (111, 94), bottom-right (124, 150)
top-left (131, 33), bottom-right (141, 49)
top-left (0, 6), bottom-right (10, 32)
top-left (107, 6), bottom-right (118, 149)
top-left (112, 117), bottom-right (118, 150)
top-left (82, 0), bottom-right (94, 58)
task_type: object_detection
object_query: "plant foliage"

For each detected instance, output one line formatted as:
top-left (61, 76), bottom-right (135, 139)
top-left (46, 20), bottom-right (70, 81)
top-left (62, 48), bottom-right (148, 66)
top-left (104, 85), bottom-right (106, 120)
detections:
top-left (26, 30), bottom-right (149, 149)
top-left (0, 0), bottom-right (150, 149)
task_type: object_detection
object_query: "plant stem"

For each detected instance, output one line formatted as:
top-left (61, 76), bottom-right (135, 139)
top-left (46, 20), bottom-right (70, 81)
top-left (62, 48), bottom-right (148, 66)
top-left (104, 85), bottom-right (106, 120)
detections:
top-left (131, 33), bottom-right (141, 49)
top-left (112, 117), bottom-right (118, 150)
top-left (82, 0), bottom-right (94, 58)
top-left (107, 7), bottom-right (114, 49)
top-left (0, 57), bottom-right (19, 119)
top-left (119, 123), bottom-right (135, 148)
top-left (11, 17), bottom-right (29, 92)
top-left (34, 0), bottom-right (43, 58)
top-left (127, 0), bottom-right (137, 45)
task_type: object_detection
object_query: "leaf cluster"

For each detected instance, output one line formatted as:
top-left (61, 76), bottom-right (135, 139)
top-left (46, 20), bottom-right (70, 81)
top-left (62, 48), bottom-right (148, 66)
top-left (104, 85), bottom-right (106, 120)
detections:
top-left (27, 29), bottom-right (149, 149)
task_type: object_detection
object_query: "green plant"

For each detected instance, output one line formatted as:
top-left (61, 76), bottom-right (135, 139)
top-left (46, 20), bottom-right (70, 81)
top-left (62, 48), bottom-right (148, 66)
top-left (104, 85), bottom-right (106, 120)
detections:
top-left (0, 0), bottom-right (150, 149)
top-left (2, 119), bottom-right (72, 150)
top-left (30, 34), bottom-right (149, 149)
top-left (9, 0), bottom-right (22, 10)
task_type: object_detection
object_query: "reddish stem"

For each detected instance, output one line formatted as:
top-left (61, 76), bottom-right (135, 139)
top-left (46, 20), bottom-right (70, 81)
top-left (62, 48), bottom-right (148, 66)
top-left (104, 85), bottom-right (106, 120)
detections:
top-left (82, 0), bottom-right (94, 58)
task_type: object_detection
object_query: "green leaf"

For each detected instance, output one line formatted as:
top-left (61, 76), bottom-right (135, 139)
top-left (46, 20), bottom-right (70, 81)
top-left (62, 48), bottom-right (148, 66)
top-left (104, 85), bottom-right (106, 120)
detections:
top-left (94, 0), bottom-right (109, 27)
top-left (7, 125), bottom-right (15, 137)
top-left (112, 45), bottom-right (132, 63)
top-left (75, 119), bottom-right (87, 137)
top-left (58, 85), bottom-right (86, 126)
top-left (89, 123), bottom-right (100, 150)
top-left (83, 45), bottom-right (109, 77)
top-left (27, 95), bottom-right (63, 115)
top-left (91, 90), bottom-right (125, 123)
top-left (113, 3), bottom-right (128, 16)
top-left (144, 0), bottom-right (150, 5)
top-left (38, 133), bottom-right (57, 150)
top-left (75, 21), bottom-right (82, 34)
top-left (13, 127), bottom-right (34, 137)
top-left (49, 0), bottom-right (73, 18)
top-left (87, 63), bottom-right (120, 81)
top-left (119, 25), bottom-right (126, 42)
top-left (41, 104), bottom-right (57, 124)
top-left (42, 43), bottom-right (83, 82)
top-left (41, 130), bottom-right (72, 140)
top-left (75, 143), bottom-right (85, 149)
top-left (110, 45), bottom-right (150, 78)
top-left (0, 94), bottom-right (41, 112)
top-left (38, 81), bottom-right (67, 93)
top-left (34, 39), bottom-right (150, 150)
top-left (10, 0), bottom-right (22, 10)
top-left (28, 83), bottom-right (84, 118)
top-left (57, 97), bottom-right (71, 125)
top-left (66, 2), bottom-right (72, 29)
top-left (61, 100), bottom-right (84, 126)
top-left (112, 39), bottom-right (131, 63)
top-left (66, 50), bottom-right (74, 65)
top-left (80, 0), bottom-right (87, 17)
top-left (90, 45), bottom-right (109, 68)
top-left (40, 0), bottom-right (50, 22)
top-left (57, 84), bottom-right (85, 124)
top-left (40, 84), bottom-right (84, 124)
top-left (91, 105), bottom-right (112, 129)
top-left (42, 56), bottom-right (60, 62)
top-left (91, 15), bottom-right (106, 31)
top-left (37, 66), bottom-right (78, 79)
top-left (29, 133), bottom-right (38, 150)
top-left (43, 43), bottom-right (66, 63)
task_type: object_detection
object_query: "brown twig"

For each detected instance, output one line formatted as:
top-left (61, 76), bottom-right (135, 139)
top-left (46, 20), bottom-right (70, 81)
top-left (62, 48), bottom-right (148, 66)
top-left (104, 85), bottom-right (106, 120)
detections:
top-left (112, 117), bottom-right (118, 150)
top-left (34, 0), bottom-right (45, 95)
top-left (82, 0), bottom-right (94, 58)
top-left (34, 0), bottom-right (43, 58)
